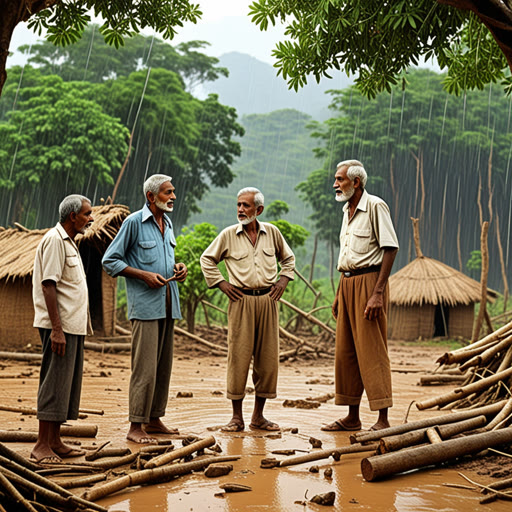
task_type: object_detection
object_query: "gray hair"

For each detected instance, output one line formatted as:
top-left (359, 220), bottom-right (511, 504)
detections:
top-left (237, 187), bottom-right (264, 207)
top-left (337, 159), bottom-right (368, 188)
top-left (143, 174), bottom-right (173, 198)
top-left (59, 195), bottom-right (90, 223)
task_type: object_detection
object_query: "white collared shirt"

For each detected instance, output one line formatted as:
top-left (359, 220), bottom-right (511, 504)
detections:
top-left (337, 190), bottom-right (399, 271)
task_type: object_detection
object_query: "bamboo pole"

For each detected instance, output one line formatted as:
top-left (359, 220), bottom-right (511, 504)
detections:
top-left (0, 442), bottom-right (41, 472)
top-left (0, 352), bottom-right (41, 361)
top-left (174, 326), bottom-right (227, 353)
top-left (471, 221), bottom-right (489, 342)
top-left (280, 298), bottom-right (335, 335)
top-left (85, 448), bottom-right (131, 461)
top-left (459, 334), bottom-right (512, 372)
top-left (82, 455), bottom-right (240, 502)
top-left (144, 436), bottom-right (216, 469)
top-left (351, 400), bottom-right (506, 444)
top-left (274, 443), bottom-right (379, 468)
top-left (486, 396), bottom-right (512, 430)
top-left (58, 473), bottom-right (107, 489)
top-left (419, 375), bottom-right (466, 386)
top-left (0, 471), bottom-right (38, 512)
top-left (378, 415), bottom-right (487, 454)
top-left (415, 367), bottom-right (512, 410)
top-left (361, 428), bottom-right (512, 482)
top-left (436, 320), bottom-right (512, 364)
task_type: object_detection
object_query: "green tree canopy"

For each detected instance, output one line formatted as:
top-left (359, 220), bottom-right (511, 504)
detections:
top-left (249, 0), bottom-right (512, 99)
top-left (1, 0), bottom-right (202, 93)
top-left (0, 67), bottom-right (128, 227)
top-left (18, 25), bottom-right (228, 89)
top-left (296, 67), bottom-right (512, 290)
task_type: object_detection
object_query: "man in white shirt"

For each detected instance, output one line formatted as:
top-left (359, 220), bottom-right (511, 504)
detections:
top-left (322, 160), bottom-right (398, 432)
top-left (32, 195), bottom-right (93, 462)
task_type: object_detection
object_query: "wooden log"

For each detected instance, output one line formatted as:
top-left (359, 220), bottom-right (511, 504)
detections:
top-left (82, 455), bottom-right (240, 502)
top-left (419, 375), bottom-right (466, 386)
top-left (81, 452), bottom-right (138, 470)
top-left (275, 443), bottom-right (379, 468)
top-left (58, 473), bottom-right (107, 489)
top-left (351, 401), bottom-right (506, 444)
top-left (85, 448), bottom-right (131, 461)
top-left (115, 324), bottom-right (131, 335)
top-left (378, 416), bottom-right (487, 454)
top-left (425, 428), bottom-right (442, 444)
top-left (361, 428), bottom-right (512, 482)
top-left (144, 436), bottom-right (216, 469)
top-left (0, 442), bottom-right (41, 472)
top-left (0, 404), bottom-right (88, 420)
top-left (436, 320), bottom-right (512, 364)
top-left (0, 457), bottom-right (107, 512)
top-left (415, 367), bottom-right (512, 410)
top-left (0, 471), bottom-right (38, 512)
top-left (485, 396), bottom-right (512, 430)
top-left (459, 334), bottom-right (512, 372)
top-left (174, 326), bottom-right (228, 353)
top-left (0, 352), bottom-right (41, 362)
top-left (84, 342), bottom-right (131, 352)
top-left (279, 298), bottom-right (335, 335)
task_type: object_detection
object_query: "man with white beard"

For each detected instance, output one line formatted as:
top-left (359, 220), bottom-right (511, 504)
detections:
top-left (200, 187), bottom-right (295, 432)
top-left (321, 160), bottom-right (399, 432)
top-left (102, 175), bottom-right (188, 443)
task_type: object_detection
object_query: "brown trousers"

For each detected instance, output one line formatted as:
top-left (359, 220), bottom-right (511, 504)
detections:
top-left (226, 294), bottom-right (279, 400)
top-left (335, 272), bottom-right (392, 411)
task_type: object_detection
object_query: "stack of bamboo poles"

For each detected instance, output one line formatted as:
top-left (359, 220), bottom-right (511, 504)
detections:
top-left (260, 401), bottom-right (512, 495)
top-left (417, 319), bottom-right (512, 413)
top-left (0, 435), bottom-right (239, 510)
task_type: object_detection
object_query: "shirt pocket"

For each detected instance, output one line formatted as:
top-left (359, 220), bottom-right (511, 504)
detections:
top-left (351, 229), bottom-right (371, 254)
top-left (138, 240), bottom-right (158, 264)
top-left (63, 254), bottom-right (82, 284)
top-left (261, 247), bottom-right (277, 275)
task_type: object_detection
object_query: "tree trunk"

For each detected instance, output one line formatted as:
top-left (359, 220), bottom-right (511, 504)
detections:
top-left (308, 233), bottom-right (318, 283)
top-left (472, 221), bottom-right (489, 342)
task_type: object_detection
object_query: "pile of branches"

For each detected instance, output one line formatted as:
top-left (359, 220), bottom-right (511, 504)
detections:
top-left (417, 319), bottom-right (512, 414)
top-left (0, 436), bottom-right (238, 511)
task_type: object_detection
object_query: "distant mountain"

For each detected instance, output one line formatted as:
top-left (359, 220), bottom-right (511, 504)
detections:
top-left (202, 52), bottom-right (352, 121)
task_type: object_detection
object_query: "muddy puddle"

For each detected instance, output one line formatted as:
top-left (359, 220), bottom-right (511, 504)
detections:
top-left (1, 341), bottom-right (510, 511)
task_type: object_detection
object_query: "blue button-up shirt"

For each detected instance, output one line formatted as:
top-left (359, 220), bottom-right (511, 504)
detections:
top-left (102, 204), bottom-right (182, 320)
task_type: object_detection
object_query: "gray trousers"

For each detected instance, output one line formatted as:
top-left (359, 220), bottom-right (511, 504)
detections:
top-left (129, 317), bottom-right (175, 423)
top-left (37, 329), bottom-right (84, 422)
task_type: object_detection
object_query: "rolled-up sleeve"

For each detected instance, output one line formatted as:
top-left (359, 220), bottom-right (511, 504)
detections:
top-left (102, 219), bottom-right (132, 277)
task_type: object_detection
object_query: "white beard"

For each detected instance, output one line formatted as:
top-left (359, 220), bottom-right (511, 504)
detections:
top-left (239, 214), bottom-right (257, 225)
top-left (335, 185), bottom-right (355, 202)
top-left (155, 199), bottom-right (173, 212)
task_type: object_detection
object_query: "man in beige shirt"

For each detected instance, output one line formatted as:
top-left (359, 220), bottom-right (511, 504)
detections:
top-left (322, 160), bottom-right (398, 432)
top-left (200, 187), bottom-right (295, 432)
top-left (31, 195), bottom-right (93, 463)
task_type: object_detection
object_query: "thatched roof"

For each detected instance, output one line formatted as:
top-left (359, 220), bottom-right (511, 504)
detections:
top-left (0, 204), bottom-right (130, 282)
top-left (389, 256), bottom-right (488, 307)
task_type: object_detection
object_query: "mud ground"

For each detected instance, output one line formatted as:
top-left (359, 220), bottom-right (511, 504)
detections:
top-left (0, 335), bottom-right (511, 511)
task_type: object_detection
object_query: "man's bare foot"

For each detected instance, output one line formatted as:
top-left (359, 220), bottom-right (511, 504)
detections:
top-left (220, 420), bottom-right (245, 432)
top-left (144, 418), bottom-right (179, 435)
top-left (51, 441), bottom-right (85, 458)
top-left (30, 446), bottom-right (62, 464)
top-left (321, 418), bottom-right (362, 431)
top-left (127, 424), bottom-right (157, 444)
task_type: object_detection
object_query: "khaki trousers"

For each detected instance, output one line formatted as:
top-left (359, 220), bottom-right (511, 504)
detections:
top-left (226, 294), bottom-right (279, 400)
top-left (129, 317), bottom-right (174, 423)
top-left (335, 272), bottom-right (392, 411)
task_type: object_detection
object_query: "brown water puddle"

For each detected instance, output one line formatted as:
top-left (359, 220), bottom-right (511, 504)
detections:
top-left (0, 343), bottom-right (509, 511)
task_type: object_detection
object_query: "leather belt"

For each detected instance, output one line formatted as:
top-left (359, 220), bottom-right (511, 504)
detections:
top-left (239, 287), bottom-right (272, 296)
top-left (341, 265), bottom-right (381, 278)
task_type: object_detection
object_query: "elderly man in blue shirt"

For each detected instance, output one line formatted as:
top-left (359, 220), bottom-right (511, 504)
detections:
top-left (102, 174), bottom-right (187, 443)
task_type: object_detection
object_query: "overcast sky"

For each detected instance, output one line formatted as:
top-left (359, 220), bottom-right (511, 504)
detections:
top-left (8, 0), bottom-right (287, 66)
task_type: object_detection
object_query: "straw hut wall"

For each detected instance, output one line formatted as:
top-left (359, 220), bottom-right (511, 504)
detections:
top-left (388, 256), bottom-right (485, 341)
top-left (0, 204), bottom-right (130, 351)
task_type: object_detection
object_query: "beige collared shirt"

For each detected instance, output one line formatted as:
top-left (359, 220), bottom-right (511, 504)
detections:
top-left (200, 221), bottom-right (295, 289)
top-left (33, 223), bottom-right (92, 335)
top-left (337, 190), bottom-right (399, 271)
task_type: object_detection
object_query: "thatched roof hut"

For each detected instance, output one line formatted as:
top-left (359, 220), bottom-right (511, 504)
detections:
top-left (0, 204), bottom-right (130, 350)
top-left (388, 218), bottom-right (493, 341)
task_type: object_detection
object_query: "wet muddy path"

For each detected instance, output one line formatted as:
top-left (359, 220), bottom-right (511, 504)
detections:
top-left (1, 340), bottom-right (510, 511)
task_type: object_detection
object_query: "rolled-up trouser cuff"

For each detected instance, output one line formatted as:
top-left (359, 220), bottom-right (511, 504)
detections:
top-left (335, 393), bottom-right (362, 406)
top-left (368, 397), bottom-right (393, 411)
